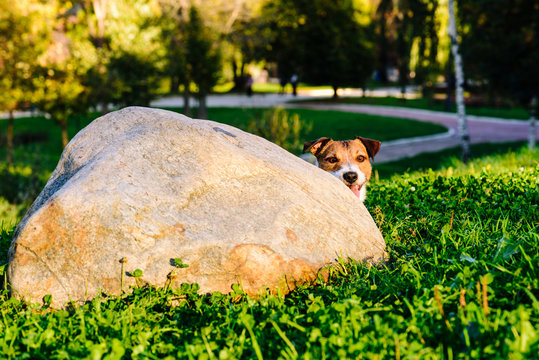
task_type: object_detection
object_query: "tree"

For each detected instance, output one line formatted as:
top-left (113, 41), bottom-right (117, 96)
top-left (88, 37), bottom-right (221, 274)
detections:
top-left (227, 15), bottom-right (269, 92)
top-left (374, 0), bottom-right (441, 95)
top-left (107, 52), bottom-right (162, 107)
top-left (263, 0), bottom-right (375, 98)
top-left (78, 0), bottom-right (112, 114)
top-left (222, 0), bottom-right (268, 92)
top-left (185, 6), bottom-right (221, 119)
top-left (374, 0), bottom-right (395, 84)
top-left (32, 2), bottom-right (95, 148)
top-left (160, 2), bottom-right (191, 114)
top-left (448, 0), bottom-right (470, 162)
top-left (459, 0), bottom-right (538, 149)
top-left (78, 0), bottom-right (166, 112)
top-left (0, 0), bottom-right (52, 163)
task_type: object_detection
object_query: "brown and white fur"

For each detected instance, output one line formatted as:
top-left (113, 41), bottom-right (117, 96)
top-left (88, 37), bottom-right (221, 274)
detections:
top-left (303, 137), bottom-right (381, 202)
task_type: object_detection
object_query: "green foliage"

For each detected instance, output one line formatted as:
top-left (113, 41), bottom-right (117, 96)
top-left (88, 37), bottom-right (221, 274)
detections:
top-left (160, 4), bottom-right (188, 94)
top-left (132, 269), bottom-right (143, 278)
top-left (30, 1), bottom-right (99, 147)
top-left (185, 7), bottom-right (221, 102)
top-left (107, 51), bottom-right (162, 107)
top-left (0, 0), bottom-right (51, 112)
top-left (0, 148), bottom-right (537, 358)
top-left (0, 198), bottom-right (22, 228)
top-left (0, 163), bottom-right (46, 206)
top-left (81, 0), bottom-right (166, 110)
top-left (459, 0), bottom-right (538, 105)
top-left (263, 0), bottom-right (375, 94)
top-left (396, 0), bottom-right (440, 87)
top-left (247, 107), bottom-right (312, 153)
top-left (173, 258), bottom-right (189, 269)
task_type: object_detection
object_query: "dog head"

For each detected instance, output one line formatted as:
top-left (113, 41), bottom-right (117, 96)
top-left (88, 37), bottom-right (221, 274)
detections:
top-left (303, 136), bottom-right (381, 201)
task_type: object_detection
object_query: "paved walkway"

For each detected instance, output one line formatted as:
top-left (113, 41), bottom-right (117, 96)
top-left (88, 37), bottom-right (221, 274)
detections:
top-left (151, 92), bottom-right (536, 163)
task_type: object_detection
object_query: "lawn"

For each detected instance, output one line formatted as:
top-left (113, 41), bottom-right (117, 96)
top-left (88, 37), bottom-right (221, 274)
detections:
top-left (373, 141), bottom-right (529, 179)
top-left (199, 107), bottom-right (447, 150)
top-left (0, 146), bottom-right (537, 358)
top-left (294, 96), bottom-right (532, 120)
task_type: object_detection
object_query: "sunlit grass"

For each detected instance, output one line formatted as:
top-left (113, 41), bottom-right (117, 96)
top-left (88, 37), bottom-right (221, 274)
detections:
top-left (0, 147), bottom-right (537, 358)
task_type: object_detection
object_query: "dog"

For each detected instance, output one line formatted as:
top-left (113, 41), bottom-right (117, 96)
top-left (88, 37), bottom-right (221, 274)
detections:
top-left (303, 137), bottom-right (381, 202)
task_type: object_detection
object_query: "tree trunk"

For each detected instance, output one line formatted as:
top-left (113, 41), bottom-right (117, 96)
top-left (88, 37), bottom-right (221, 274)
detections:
top-left (376, 0), bottom-right (391, 83)
top-left (332, 86), bottom-right (339, 99)
top-left (232, 60), bottom-right (240, 91)
top-left (7, 110), bottom-right (14, 165)
top-left (448, 0), bottom-right (470, 163)
top-left (377, 17), bottom-right (389, 83)
top-left (400, 81), bottom-right (407, 100)
top-left (198, 95), bottom-right (207, 120)
top-left (240, 61), bottom-right (245, 89)
top-left (100, 102), bottom-right (109, 115)
top-left (232, 59), bottom-right (247, 92)
top-left (170, 76), bottom-right (180, 94)
top-left (61, 117), bottom-right (69, 149)
top-left (529, 96), bottom-right (537, 149)
top-left (183, 85), bottom-right (190, 117)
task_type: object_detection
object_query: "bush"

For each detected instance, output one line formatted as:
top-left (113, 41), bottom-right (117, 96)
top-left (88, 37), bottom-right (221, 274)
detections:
top-left (247, 107), bottom-right (312, 153)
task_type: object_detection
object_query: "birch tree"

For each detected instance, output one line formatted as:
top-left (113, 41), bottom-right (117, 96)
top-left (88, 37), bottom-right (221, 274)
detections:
top-left (448, 0), bottom-right (470, 162)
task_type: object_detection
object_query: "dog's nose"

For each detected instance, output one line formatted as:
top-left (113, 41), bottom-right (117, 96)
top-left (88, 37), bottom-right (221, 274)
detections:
top-left (343, 172), bottom-right (358, 183)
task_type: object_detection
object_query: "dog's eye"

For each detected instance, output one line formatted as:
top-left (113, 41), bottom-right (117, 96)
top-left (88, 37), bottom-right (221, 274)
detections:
top-left (357, 155), bottom-right (366, 162)
top-left (326, 157), bottom-right (338, 163)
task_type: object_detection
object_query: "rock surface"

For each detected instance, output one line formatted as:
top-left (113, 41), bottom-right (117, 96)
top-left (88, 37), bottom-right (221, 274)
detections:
top-left (8, 106), bottom-right (386, 306)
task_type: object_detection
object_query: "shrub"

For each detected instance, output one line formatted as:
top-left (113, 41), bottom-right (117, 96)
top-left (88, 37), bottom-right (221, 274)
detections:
top-left (247, 107), bottom-right (312, 153)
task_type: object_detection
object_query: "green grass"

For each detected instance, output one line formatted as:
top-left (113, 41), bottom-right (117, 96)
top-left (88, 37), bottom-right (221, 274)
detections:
top-left (0, 147), bottom-right (537, 358)
top-left (295, 96), bottom-right (532, 120)
top-left (374, 141), bottom-right (529, 179)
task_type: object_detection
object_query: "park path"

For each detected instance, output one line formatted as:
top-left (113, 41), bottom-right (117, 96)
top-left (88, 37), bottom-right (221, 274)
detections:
top-left (151, 92), bottom-right (537, 163)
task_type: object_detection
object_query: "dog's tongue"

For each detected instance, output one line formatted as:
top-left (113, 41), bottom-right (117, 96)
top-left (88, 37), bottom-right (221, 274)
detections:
top-left (348, 185), bottom-right (361, 198)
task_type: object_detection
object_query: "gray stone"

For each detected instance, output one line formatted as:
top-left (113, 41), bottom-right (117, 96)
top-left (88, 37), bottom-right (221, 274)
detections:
top-left (8, 106), bottom-right (386, 306)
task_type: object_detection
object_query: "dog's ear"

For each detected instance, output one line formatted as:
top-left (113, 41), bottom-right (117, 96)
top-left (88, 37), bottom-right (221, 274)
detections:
top-left (303, 137), bottom-right (332, 156)
top-left (355, 136), bottom-right (381, 159)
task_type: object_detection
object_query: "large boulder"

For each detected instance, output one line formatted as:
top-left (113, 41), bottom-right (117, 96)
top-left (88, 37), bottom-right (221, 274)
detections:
top-left (8, 107), bottom-right (386, 306)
